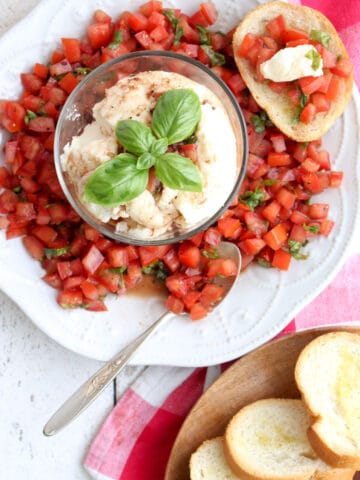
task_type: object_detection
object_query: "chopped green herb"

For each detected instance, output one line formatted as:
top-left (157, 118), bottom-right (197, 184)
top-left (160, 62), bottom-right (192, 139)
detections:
top-left (173, 25), bottom-right (184, 46)
top-left (108, 30), bottom-right (123, 50)
top-left (12, 186), bottom-right (22, 193)
top-left (24, 110), bottom-right (38, 125)
top-left (202, 249), bottom-right (220, 259)
top-left (263, 179), bottom-right (278, 186)
top-left (44, 246), bottom-right (71, 259)
top-left (300, 141), bottom-right (310, 150)
top-left (56, 73), bottom-right (66, 81)
top-left (240, 188), bottom-right (266, 211)
top-left (74, 67), bottom-right (93, 75)
top-left (288, 240), bottom-right (309, 260)
top-left (163, 9), bottom-right (179, 29)
top-left (257, 258), bottom-right (272, 268)
top-left (305, 49), bottom-right (322, 71)
top-left (184, 134), bottom-right (198, 144)
top-left (200, 45), bottom-right (225, 67)
top-left (142, 260), bottom-right (169, 282)
top-left (310, 30), bottom-right (330, 48)
top-left (251, 111), bottom-right (273, 133)
top-left (293, 91), bottom-right (309, 124)
top-left (109, 266), bottom-right (128, 274)
top-left (197, 25), bottom-right (211, 45)
top-left (303, 224), bottom-right (320, 234)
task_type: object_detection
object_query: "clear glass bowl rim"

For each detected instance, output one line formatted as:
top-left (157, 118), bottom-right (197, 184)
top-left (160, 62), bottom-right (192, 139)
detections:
top-left (54, 50), bottom-right (248, 246)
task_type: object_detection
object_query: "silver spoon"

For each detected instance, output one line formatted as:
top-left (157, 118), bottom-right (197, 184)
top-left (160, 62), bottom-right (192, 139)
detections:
top-left (43, 241), bottom-right (241, 436)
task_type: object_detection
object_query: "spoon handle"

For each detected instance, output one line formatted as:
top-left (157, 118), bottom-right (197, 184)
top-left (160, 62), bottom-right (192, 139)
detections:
top-left (43, 310), bottom-right (174, 436)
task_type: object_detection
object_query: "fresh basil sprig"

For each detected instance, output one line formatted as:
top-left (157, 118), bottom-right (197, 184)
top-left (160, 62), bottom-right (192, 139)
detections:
top-left (200, 45), bottom-right (225, 67)
top-left (84, 89), bottom-right (203, 206)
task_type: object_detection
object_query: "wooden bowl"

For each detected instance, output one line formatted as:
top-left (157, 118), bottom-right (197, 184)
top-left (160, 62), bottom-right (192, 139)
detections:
top-left (165, 326), bottom-right (360, 480)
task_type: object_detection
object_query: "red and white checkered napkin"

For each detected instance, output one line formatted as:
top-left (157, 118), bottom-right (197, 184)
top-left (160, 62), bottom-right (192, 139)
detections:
top-left (84, 1), bottom-right (360, 477)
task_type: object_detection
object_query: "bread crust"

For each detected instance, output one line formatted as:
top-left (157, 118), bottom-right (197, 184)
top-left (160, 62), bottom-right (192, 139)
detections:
top-left (295, 332), bottom-right (360, 470)
top-left (232, 1), bottom-right (353, 142)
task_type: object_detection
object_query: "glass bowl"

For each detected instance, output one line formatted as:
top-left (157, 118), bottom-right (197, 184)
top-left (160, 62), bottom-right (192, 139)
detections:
top-left (54, 51), bottom-right (248, 246)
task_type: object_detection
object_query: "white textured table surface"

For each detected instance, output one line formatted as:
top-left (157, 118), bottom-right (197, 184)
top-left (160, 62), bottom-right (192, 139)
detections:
top-left (0, 3), bottom-right (143, 478)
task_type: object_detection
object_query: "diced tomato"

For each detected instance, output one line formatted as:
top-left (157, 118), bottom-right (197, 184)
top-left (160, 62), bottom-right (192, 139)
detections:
top-left (166, 273), bottom-right (189, 298)
top-left (138, 245), bottom-right (170, 266)
top-left (80, 280), bottom-right (99, 300)
top-left (33, 63), bottom-right (49, 79)
top-left (139, 1), bottom-right (162, 17)
top-left (43, 273), bottom-right (62, 289)
top-left (23, 235), bottom-right (44, 260)
top-left (149, 25), bottom-right (168, 42)
top-left (128, 12), bottom-right (149, 32)
top-left (200, 284), bottom-right (224, 308)
top-left (135, 30), bottom-right (153, 49)
top-left (1, 101), bottom-right (26, 132)
top-left (82, 245), bottom-right (104, 275)
top-left (276, 188), bottom-right (296, 210)
top-left (207, 258), bottom-right (238, 278)
top-left (125, 262), bottom-right (143, 289)
top-left (178, 242), bottom-right (201, 268)
top-left (330, 57), bottom-right (353, 78)
top-left (21, 73), bottom-right (43, 94)
top-left (282, 28), bottom-right (309, 43)
top-left (265, 15), bottom-right (286, 41)
top-left (286, 39), bottom-right (309, 48)
top-left (190, 302), bottom-right (209, 321)
top-left (179, 144), bottom-right (198, 163)
top-left (200, 2), bottom-right (218, 25)
top-left (61, 38), bottom-right (81, 63)
top-left (311, 92), bottom-right (330, 113)
top-left (28, 116), bottom-right (55, 133)
top-left (325, 76), bottom-right (343, 101)
top-left (87, 22), bottom-right (112, 49)
top-left (261, 200), bottom-right (281, 224)
top-left (217, 217), bottom-right (241, 239)
top-left (319, 220), bottom-right (334, 236)
top-left (59, 73), bottom-right (80, 94)
top-left (189, 9), bottom-right (209, 28)
top-left (270, 134), bottom-right (286, 153)
top-left (57, 289), bottom-right (84, 308)
top-left (106, 246), bottom-right (129, 268)
top-left (271, 249), bottom-right (291, 270)
top-left (299, 103), bottom-right (316, 124)
top-left (298, 76), bottom-right (324, 96)
top-left (319, 47), bottom-right (337, 68)
top-left (263, 223), bottom-right (288, 250)
top-left (166, 295), bottom-right (184, 315)
top-left (178, 16), bottom-right (200, 43)
top-left (308, 203), bottom-right (329, 220)
top-left (85, 300), bottom-right (107, 312)
top-left (238, 238), bottom-right (266, 255)
top-left (163, 248), bottom-right (180, 273)
top-left (329, 171), bottom-right (343, 188)
top-left (244, 211), bottom-right (269, 237)
top-left (94, 9), bottom-right (112, 24)
top-left (51, 49), bottom-right (65, 64)
top-left (238, 33), bottom-right (256, 58)
top-left (267, 152), bottom-right (291, 167)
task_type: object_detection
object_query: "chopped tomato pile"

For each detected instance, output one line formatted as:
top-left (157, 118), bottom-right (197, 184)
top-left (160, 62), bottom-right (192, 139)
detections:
top-left (237, 14), bottom-right (353, 123)
top-left (0, 1), bottom-right (343, 318)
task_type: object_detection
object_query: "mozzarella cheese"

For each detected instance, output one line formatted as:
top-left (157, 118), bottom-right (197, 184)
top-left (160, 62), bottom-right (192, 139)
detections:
top-left (260, 45), bottom-right (323, 82)
top-left (61, 71), bottom-right (237, 240)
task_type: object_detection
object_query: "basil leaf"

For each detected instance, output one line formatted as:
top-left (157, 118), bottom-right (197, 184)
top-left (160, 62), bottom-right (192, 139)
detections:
top-left (288, 240), bottom-right (309, 260)
top-left (263, 179), bottom-right (277, 186)
top-left (251, 111), bottom-right (273, 133)
top-left (310, 29), bottom-right (330, 48)
top-left (293, 91), bottom-right (309, 123)
top-left (108, 30), bottom-right (123, 50)
top-left (257, 258), bottom-right (272, 268)
top-left (155, 153), bottom-right (202, 192)
top-left (152, 89), bottom-right (201, 144)
top-left (202, 249), bottom-right (220, 259)
top-left (44, 246), bottom-right (71, 259)
top-left (173, 26), bottom-right (183, 46)
top-left (184, 134), bottom-right (198, 144)
top-left (200, 45), bottom-right (225, 67)
top-left (84, 153), bottom-right (148, 206)
top-left (150, 138), bottom-right (168, 156)
top-left (115, 120), bottom-right (156, 155)
top-left (163, 9), bottom-right (179, 29)
top-left (25, 110), bottom-right (38, 125)
top-left (142, 260), bottom-right (168, 282)
top-left (305, 49), bottom-right (322, 71)
top-left (197, 25), bottom-right (211, 45)
top-left (240, 188), bottom-right (266, 211)
top-left (137, 152), bottom-right (156, 170)
top-left (303, 224), bottom-right (320, 234)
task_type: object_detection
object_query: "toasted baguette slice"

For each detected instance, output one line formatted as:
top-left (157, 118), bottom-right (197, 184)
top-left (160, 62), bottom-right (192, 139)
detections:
top-left (190, 437), bottom-right (242, 479)
top-left (232, 1), bottom-right (353, 142)
top-left (224, 398), bottom-right (354, 480)
top-left (295, 332), bottom-right (360, 469)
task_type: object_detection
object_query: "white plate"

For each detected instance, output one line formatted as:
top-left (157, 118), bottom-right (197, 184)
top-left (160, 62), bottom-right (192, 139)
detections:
top-left (0, 0), bottom-right (359, 366)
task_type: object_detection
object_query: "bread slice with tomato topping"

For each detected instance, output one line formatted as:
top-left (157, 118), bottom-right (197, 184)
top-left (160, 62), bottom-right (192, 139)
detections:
top-left (295, 332), bottom-right (360, 469)
top-left (232, 1), bottom-right (353, 142)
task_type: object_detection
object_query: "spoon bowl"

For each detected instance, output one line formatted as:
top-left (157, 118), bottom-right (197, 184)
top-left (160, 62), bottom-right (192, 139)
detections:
top-left (43, 242), bottom-right (241, 436)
